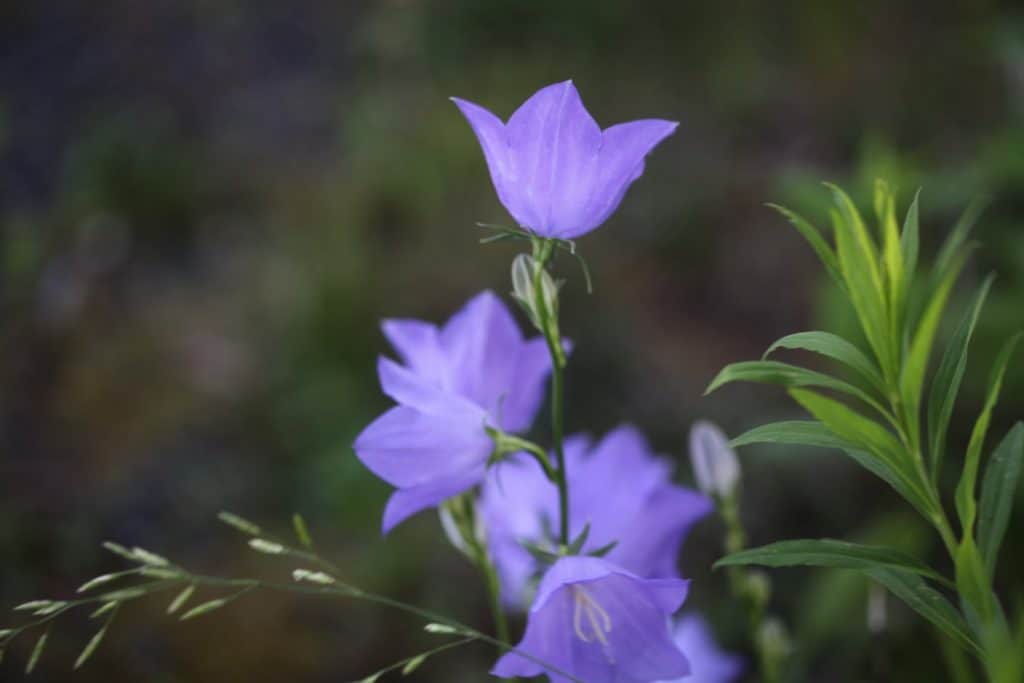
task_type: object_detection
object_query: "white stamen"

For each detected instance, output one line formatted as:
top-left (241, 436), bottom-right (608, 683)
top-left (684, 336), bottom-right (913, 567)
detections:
top-left (571, 586), bottom-right (613, 649)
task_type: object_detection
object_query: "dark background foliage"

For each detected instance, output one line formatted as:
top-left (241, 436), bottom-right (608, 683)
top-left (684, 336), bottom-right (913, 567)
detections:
top-left (2, 1), bottom-right (1023, 680)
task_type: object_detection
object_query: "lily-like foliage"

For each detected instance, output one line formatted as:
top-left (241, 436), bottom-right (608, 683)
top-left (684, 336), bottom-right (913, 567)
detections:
top-left (480, 426), bottom-right (712, 607)
top-left (708, 180), bottom-right (1023, 677)
top-left (353, 290), bottom-right (557, 532)
top-left (453, 80), bottom-right (678, 240)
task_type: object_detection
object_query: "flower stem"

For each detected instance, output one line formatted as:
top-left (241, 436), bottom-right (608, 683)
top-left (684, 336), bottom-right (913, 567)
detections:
top-left (531, 238), bottom-right (570, 546)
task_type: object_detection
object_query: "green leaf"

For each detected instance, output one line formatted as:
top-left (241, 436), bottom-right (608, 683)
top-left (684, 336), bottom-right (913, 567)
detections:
top-left (731, 419), bottom-right (935, 519)
top-left (875, 180), bottom-right (904, 333)
top-left (26, 628), bottom-right (48, 675)
top-left (292, 514), bottom-right (314, 549)
top-left (74, 625), bottom-right (109, 670)
top-left (934, 196), bottom-right (988, 285)
top-left (789, 389), bottom-right (904, 469)
top-left (901, 189), bottom-right (921, 292)
top-left (402, 653), bottom-right (428, 675)
top-left (900, 249), bottom-right (969, 452)
top-left (865, 567), bottom-right (980, 656)
top-left (730, 420), bottom-right (858, 451)
top-left (954, 536), bottom-right (994, 623)
top-left (927, 275), bottom-right (995, 483)
top-left (705, 360), bottom-right (889, 417)
top-left (566, 522), bottom-right (591, 555)
top-left (180, 598), bottom-right (228, 621)
top-left (977, 423), bottom-right (1024, 577)
top-left (762, 331), bottom-right (885, 393)
top-left (167, 584), bottom-right (195, 615)
top-left (766, 203), bottom-right (846, 292)
top-left (714, 538), bottom-right (949, 586)
top-left (955, 333), bottom-right (1023, 535)
top-left (826, 185), bottom-right (894, 381)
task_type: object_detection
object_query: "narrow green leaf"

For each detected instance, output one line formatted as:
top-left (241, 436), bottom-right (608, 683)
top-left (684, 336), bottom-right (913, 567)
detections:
top-left (789, 389), bottom-right (904, 469)
top-left (900, 250), bottom-right (969, 451)
top-left (762, 331), bottom-right (885, 392)
top-left (865, 568), bottom-right (980, 656)
top-left (731, 420), bottom-right (859, 451)
top-left (954, 536), bottom-right (994, 623)
top-left (706, 360), bottom-right (889, 418)
top-left (402, 653), bottom-right (428, 675)
top-left (217, 511), bottom-right (262, 536)
top-left (74, 621), bottom-right (112, 670)
top-left (89, 602), bottom-right (118, 620)
top-left (566, 522), bottom-right (591, 555)
top-left (927, 275), bottom-right (995, 482)
top-left (731, 419), bottom-right (935, 519)
top-left (292, 514), bottom-right (314, 549)
top-left (901, 189), bottom-right (921, 291)
top-left (180, 599), bottom-right (228, 621)
top-left (826, 186), bottom-right (893, 380)
top-left (977, 423), bottom-right (1024, 576)
top-left (167, 584), bottom-right (195, 615)
top-left (934, 196), bottom-right (988, 284)
top-left (25, 628), bottom-right (48, 675)
top-left (714, 538), bottom-right (949, 586)
top-left (766, 203), bottom-right (846, 292)
top-left (955, 333), bottom-right (1022, 535)
top-left (877, 180), bottom-right (904, 332)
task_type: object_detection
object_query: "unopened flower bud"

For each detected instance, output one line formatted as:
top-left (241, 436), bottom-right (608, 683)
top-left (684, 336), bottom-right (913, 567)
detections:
top-left (689, 420), bottom-right (741, 498)
top-left (511, 254), bottom-right (536, 305)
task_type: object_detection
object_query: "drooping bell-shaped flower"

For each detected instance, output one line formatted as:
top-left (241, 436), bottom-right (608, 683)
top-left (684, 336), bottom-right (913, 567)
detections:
top-left (492, 556), bottom-right (692, 683)
top-left (657, 613), bottom-right (745, 683)
top-left (689, 420), bottom-right (741, 499)
top-left (480, 425), bottom-right (712, 607)
top-left (353, 291), bottom-right (555, 532)
top-left (452, 80), bottom-right (678, 240)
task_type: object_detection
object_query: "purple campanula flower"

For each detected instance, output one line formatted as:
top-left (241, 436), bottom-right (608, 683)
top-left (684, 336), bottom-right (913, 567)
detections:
top-left (657, 613), bottom-right (745, 683)
top-left (480, 425), bottom-right (713, 607)
top-left (353, 290), bottom-right (555, 533)
top-left (492, 556), bottom-right (692, 683)
top-left (452, 80), bottom-right (678, 240)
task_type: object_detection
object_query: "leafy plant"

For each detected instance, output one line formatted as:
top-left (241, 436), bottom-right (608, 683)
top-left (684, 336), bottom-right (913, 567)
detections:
top-left (708, 181), bottom-right (1022, 679)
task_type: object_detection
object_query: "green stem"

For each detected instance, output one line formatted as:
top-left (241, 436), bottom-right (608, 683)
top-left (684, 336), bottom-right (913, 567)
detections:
top-left (531, 238), bottom-right (570, 546)
top-left (479, 553), bottom-right (510, 646)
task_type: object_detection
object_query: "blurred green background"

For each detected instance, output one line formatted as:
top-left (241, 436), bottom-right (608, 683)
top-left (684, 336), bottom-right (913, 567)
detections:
top-left (2, 1), bottom-right (1023, 681)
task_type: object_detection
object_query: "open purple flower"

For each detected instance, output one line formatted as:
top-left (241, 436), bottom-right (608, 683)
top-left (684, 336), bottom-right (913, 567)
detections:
top-left (353, 291), bottom-right (554, 532)
top-left (657, 614), bottom-right (745, 683)
top-left (492, 556), bottom-right (691, 683)
top-left (480, 425), bottom-right (712, 606)
top-left (453, 80), bottom-right (678, 240)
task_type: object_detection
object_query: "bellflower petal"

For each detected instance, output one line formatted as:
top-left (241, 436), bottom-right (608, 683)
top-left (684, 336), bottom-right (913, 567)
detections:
top-left (492, 556), bottom-right (691, 683)
top-left (450, 98), bottom-right (518, 219)
top-left (480, 425), bottom-right (711, 606)
top-left (453, 81), bottom-right (677, 239)
top-left (657, 614), bottom-right (745, 683)
top-left (382, 464), bottom-right (487, 533)
top-left (353, 405), bottom-right (490, 488)
top-left (380, 319), bottom-right (449, 389)
top-left (354, 291), bottom-right (553, 531)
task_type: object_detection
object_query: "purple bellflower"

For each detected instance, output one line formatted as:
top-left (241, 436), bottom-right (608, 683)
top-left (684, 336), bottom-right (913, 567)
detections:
top-left (492, 555), bottom-right (692, 683)
top-left (353, 291), bottom-right (554, 533)
top-left (480, 425), bottom-right (712, 607)
top-left (657, 613), bottom-right (745, 683)
top-left (452, 80), bottom-right (678, 240)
